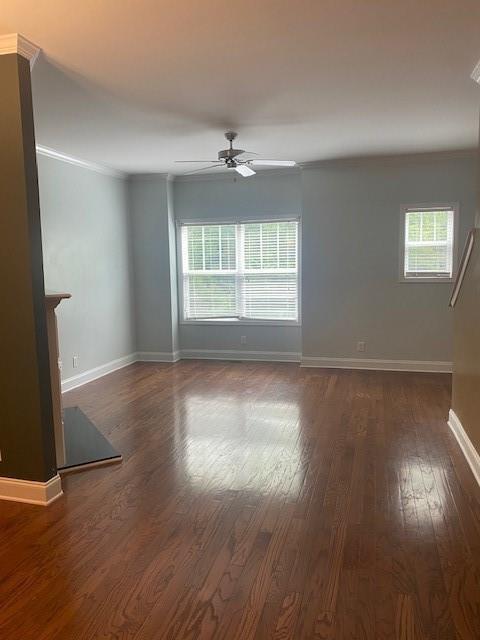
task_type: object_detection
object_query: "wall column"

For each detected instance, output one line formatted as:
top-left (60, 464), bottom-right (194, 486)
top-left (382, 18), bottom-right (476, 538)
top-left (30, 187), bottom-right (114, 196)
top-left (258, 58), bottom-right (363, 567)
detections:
top-left (129, 174), bottom-right (179, 360)
top-left (0, 35), bottom-right (62, 505)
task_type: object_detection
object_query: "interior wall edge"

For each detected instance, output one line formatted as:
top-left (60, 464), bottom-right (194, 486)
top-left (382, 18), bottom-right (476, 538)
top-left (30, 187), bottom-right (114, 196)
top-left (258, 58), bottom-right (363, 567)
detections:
top-left (301, 356), bottom-right (452, 372)
top-left (448, 409), bottom-right (480, 487)
top-left (61, 353), bottom-right (136, 393)
top-left (0, 473), bottom-right (63, 505)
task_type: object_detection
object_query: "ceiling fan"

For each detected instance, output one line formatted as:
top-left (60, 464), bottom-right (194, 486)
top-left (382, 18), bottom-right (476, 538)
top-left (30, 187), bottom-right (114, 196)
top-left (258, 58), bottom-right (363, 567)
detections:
top-left (175, 131), bottom-right (296, 177)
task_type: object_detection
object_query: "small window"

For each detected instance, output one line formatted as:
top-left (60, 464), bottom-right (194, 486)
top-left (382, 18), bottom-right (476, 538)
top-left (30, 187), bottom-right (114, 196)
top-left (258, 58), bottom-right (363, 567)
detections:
top-left (179, 219), bottom-right (300, 323)
top-left (400, 205), bottom-right (457, 281)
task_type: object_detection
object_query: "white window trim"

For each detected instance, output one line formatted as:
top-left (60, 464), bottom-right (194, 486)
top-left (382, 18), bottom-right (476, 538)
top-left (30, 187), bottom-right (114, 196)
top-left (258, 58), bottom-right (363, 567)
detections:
top-left (176, 216), bottom-right (302, 326)
top-left (398, 203), bottom-right (459, 283)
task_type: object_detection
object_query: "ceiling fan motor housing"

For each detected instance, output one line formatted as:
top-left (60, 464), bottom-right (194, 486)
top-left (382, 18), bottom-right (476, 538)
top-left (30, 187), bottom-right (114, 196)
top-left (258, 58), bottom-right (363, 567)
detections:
top-left (219, 130), bottom-right (244, 163)
top-left (218, 148), bottom-right (244, 161)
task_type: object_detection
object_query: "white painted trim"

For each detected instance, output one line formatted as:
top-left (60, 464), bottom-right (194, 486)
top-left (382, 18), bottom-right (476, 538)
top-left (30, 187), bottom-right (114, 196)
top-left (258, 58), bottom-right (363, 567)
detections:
top-left (450, 229), bottom-right (476, 307)
top-left (448, 409), bottom-right (480, 487)
top-left (137, 351), bottom-right (181, 363)
top-left (0, 474), bottom-right (63, 506)
top-left (471, 59), bottom-right (480, 84)
top-left (180, 349), bottom-right (301, 363)
top-left (61, 353), bottom-right (137, 392)
top-left (180, 319), bottom-right (301, 327)
top-left (0, 33), bottom-right (41, 67)
top-left (172, 167), bottom-right (301, 183)
top-left (128, 173), bottom-right (171, 182)
top-left (300, 149), bottom-right (476, 170)
top-left (177, 214), bottom-right (301, 225)
top-left (176, 217), bottom-right (301, 326)
top-left (36, 145), bottom-right (125, 179)
top-left (59, 352), bottom-right (451, 392)
top-left (398, 203), bottom-right (459, 283)
top-left (300, 357), bottom-right (452, 373)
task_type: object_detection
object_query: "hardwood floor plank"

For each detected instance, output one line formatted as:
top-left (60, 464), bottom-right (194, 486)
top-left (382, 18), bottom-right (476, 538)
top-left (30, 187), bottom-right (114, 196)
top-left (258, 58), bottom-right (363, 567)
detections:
top-left (0, 363), bottom-right (479, 639)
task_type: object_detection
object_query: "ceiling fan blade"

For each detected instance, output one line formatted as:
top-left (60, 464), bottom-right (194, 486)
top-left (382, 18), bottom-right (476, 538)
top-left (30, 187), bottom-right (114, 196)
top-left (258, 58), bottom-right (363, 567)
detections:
top-left (249, 160), bottom-right (296, 167)
top-left (183, 164), bottom-right (224, 175)
top-left (175, 160), bottom-right (220, 163)
top-left (235, 164), bottom-right (256, 177)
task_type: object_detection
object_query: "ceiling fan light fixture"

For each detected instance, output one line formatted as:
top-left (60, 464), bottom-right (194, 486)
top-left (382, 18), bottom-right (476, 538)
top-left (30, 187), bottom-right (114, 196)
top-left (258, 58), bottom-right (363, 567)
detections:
top-left (235, 164), bottom-right (256, 177)
top-left (176, 132), bottom-right (296, 176)
top-left (249, 160), bottom-right (296, 167)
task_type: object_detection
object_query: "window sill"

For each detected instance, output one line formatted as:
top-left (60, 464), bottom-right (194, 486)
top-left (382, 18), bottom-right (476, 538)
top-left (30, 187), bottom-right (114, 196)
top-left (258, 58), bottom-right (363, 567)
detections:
top-left (181, 319), bottom-right (301, 327)
top-left (398, 276), bottom-right (454, 283)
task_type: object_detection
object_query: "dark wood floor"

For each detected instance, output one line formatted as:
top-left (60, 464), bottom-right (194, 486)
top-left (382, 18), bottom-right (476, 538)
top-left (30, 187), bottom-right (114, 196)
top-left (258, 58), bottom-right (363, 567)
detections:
top-left (1, 362), bottom-right (480, 639)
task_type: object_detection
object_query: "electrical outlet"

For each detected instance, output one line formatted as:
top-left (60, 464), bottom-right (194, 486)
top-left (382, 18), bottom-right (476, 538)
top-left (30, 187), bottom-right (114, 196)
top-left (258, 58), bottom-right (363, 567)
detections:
top-left (240, 336), bottom-right (247, 345)
top-left (58, 358), bottom-right (62, 372)
top-left (357, 341), bottom-right (366, 353)
top-left (73, 355), bottom-right (79, 369)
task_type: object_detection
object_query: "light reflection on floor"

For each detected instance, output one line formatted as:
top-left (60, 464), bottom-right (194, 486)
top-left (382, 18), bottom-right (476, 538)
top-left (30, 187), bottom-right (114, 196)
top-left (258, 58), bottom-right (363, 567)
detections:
top-left (181, 395), bottom-right (303, 496)
top-left (396, 459), bottom-right (448, 531)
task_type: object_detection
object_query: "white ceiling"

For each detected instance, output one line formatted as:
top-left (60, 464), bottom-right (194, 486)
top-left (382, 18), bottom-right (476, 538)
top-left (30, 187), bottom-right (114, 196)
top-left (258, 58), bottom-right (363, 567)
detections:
top-left (1, 0), bottom-right (479, 174)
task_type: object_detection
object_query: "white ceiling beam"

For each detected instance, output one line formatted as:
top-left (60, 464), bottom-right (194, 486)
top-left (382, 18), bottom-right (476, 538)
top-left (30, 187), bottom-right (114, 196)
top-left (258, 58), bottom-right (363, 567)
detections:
top-left (0, 33), bottom-right (41, 68)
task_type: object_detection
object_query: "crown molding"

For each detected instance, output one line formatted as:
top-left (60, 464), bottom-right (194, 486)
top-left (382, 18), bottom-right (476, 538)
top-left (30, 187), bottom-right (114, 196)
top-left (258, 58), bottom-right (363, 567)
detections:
top-left (128, 172), bottom-right (171, 182)
top-left (300, 148), bottom-right (477, 170)
top-left (472, 59), bottom-right (480, 84)
top-left (34, 147), bottom-right (476, 181)
top-left (172, 166), bottom-right (301, 183)
top-left (0, 33), bottom-right (41, 68)
top-left (36, 145), bottom-right (125, 179)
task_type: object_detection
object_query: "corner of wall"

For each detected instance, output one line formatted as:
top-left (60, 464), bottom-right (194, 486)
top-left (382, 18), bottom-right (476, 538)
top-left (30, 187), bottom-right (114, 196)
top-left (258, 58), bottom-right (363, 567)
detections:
top-left (128, 173), bottom-right (179, 355)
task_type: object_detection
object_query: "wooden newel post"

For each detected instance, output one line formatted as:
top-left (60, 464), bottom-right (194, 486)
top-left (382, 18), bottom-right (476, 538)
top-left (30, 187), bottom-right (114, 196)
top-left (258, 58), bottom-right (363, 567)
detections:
top-left (45, 293), bottom-right (71, 468)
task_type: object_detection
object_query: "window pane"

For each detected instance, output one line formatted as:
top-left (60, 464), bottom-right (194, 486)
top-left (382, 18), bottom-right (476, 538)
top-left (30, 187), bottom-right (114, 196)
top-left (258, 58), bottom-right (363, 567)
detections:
top-left (261, 223), bottom-right (279, 269)
top-left (404, 207), bottom-right (454, 278)
top-left (243, 273), bottom-right (298, 320)
top-left (421, 212), bottom-right (435, 241)
top-left (220, 225), bottom-right (236, 270)
top-left (244, 221), bottom-right (297, 272)
top-left (407, 212), bottom-right (421, 242)
top-left (204, 225), bottom-right (220, 270)
top-left (185, 224), bottom-right (236, 272)
top-left (244, 223), bottom-right (261, 269)
top-left (406, 245), bottom-right (449, 273)
top-left (279, 222), bottom-right (297, 268)
top-left (434, 210), bottom-right (448, 241)
top-left (185, 274), bottom-right (237, 318)
top-left (187, 226), bottom-right (203, 270)
top-left (182, 220), bottom-right (299, 321)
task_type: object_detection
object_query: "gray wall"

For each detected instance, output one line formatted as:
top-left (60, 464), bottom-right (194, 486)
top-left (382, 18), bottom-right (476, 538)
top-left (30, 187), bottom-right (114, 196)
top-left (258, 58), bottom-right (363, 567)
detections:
top-left (173, 170), bottom-right (303, 354)
top-left (129, 175), bottom-right (178, 355)
top-left (38, 154), bottom-right (136, 380)
top-left (39, 150), bottom-right (477, 374)
top-left (302, 152), bottom-right (477, 362)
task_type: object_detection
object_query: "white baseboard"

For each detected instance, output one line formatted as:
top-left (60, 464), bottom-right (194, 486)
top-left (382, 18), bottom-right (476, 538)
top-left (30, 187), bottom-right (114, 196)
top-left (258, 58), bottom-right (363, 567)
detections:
top-left (300, 356), bottom-right (452, 373)
top-left (0, 474), bottom-right (63, 506)
top-left (448, 409), bottom-right (480, 487)
top-left (59, 352), bottom-right (451, 394)
top-left (61, 353), bottom-right (137, 392)
top-left (136, 351), bottom-right (181, 363)
top-left (180, 349), bottom-right (301, 363)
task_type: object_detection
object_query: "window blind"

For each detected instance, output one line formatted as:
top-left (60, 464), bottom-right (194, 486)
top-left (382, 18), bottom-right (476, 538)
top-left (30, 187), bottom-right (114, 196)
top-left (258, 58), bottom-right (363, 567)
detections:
top-left (403, 207), bottom-right (455, 278)
top-left (181, 220), bottom-right (299, 321)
